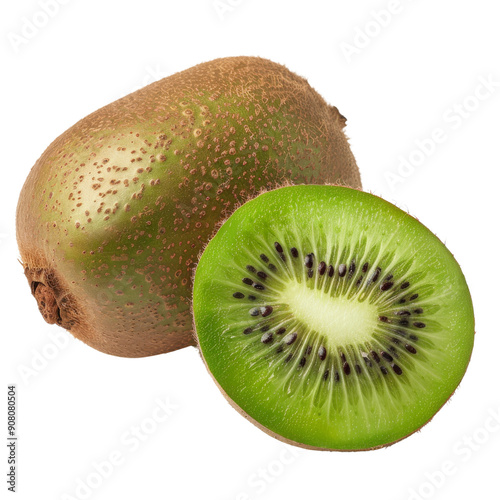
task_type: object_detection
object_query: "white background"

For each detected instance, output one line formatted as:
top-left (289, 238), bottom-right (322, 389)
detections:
top-left (1, 1), bottom-right (499, 499)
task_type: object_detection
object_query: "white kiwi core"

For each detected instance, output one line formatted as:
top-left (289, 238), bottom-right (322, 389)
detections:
top-left (279, 280), bottom-right (378, 347)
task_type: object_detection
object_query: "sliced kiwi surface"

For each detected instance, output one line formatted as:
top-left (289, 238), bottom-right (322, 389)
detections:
top-left (192, 185), bottom-right (474, 451)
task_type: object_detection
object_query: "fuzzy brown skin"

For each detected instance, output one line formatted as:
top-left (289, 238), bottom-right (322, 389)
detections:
top-left (17, 56), bottom-right (361, 357)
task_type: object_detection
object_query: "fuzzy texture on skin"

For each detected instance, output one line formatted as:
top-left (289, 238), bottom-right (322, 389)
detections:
top-left (16, 56), bottom-right (361, 357)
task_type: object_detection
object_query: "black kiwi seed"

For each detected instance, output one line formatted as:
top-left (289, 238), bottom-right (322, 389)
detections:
top-left (381, 351), bottom-right (393, 362)
top-left (318, 346), bottom-right (327, 360)
top-left (249, 308), bottom-right (260, 316)
top-left (334, 371), bottom-right (340, 382)
top-left (380, 281), bottom-right (394, 291)
top-left (392, 364), bottom-right (403, 375)
top-left (307, 269), bottom-right (314, 278)
top-left (274, 242), bottom-right (283, 253)
top-left (318, 262), bottom-right (326, 275)
top-left (276, 327), bottom-right (286, 335)
top-left (242, 277), bottom-right (253, 285)
top-left (233, 292), bottom-right (245, 298)
top-left (413, 308), bottom-right (424, 314)
top-left (261, 325), bottom-right (270, 332)
top-left (246, 265), bottom-right (256, 273)
top-left (248, 295), bottom-right (256, 301)
top-left (260, 306), bottom-right (273, 317)
top-left (338, 264), bottom-right (347, 277)
top-left (306, 346), bottom-right (312, 356)
top-left (348, 261), bottom-right (356, 278)
top-left (371, 267), bottom-right (381, 282)
top-left (399, 319), bottom-right (410, 326)
top-left (260, 254), bottom-right (269, 263)
top-left (362, 262), bottom-right (369, 273)
top-left (284, 332), bottom-right (298, 345)
top-left (405, 344), bottom-right (417, 354)
top-left (371, 351), bottom-right (380, 363)
top-left (276, 345), bottom-right (284, 353)
top-left (399, 298), bottom-right (406, 304)
top-left (409, 294), bottom-right (419, 301)
top-left (355, 277), bottom-right (363, 287)
top-left (284, 354), bottom-right (293, 363)
top-left (409, 334), bottom-right (419, 341)
top-left (378, 316), bottom-right (389, 322)
top-left (253, 283), bottom-right (265, 290)
top-left (343, 362), bottom-right (351, 375)
top-left (268, 263), bottom-right (278, 272)
top-left (261, 332), bottom-right (273, 344)
top-left (384, 274), bottom-right (393, 281)
top-left (413, 322), bottom-right (426, 328)
top-left (305, 253), bottom-right (314, 268)
top-left (323, 370), bottom-right (329, 381)
top-left (380, 366), bottom-right (388, 375)
top-left (243, 327), bottom-right (253, 334)
top-left (291, 247), bottom-right (298, 258)
top-left (395, 310), bottom-right (411, 316)
top-left (400, 282), bottom-right (410, 289)
top-left (328, 265), bottom-right (334, 277)
top-left (355, 364), bottom-right (362, 374)
top-left (257, 271), bottom-right (268, 280)
top-left (299, 357), bottom-right (306, 368)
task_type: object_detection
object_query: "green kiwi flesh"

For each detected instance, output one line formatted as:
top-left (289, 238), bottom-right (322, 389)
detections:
top-left (16, 56), bottom-right (360, 357)
top-left (192, 185), bottom-right (474, 450)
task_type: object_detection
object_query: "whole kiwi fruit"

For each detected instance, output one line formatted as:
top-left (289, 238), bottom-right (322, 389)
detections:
top-left (192, 185), bottom-right (474, 450)
top-left (16, 56), bottom-right (361, 357)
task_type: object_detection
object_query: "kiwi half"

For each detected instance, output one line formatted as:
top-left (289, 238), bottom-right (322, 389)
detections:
top-left (192, 185), bottom-right (474, 450)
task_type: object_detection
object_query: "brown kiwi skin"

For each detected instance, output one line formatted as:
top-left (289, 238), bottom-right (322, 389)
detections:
top-left (191, 186), bottom-right (475, 451)
top-left (17, 56), bottom-right (361, 358)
